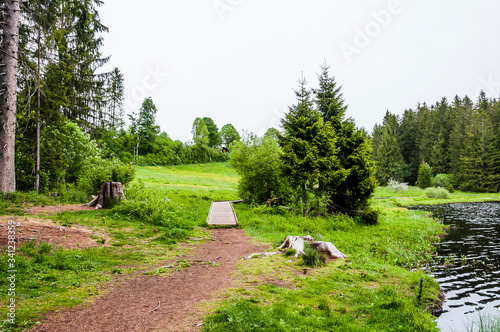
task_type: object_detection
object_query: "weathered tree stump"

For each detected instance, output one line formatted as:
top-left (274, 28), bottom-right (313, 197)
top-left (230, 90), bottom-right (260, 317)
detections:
top-left (85, 182), bottom-right (125, 210)
top-left (309, 241), bottom-right (347, 259)
top-left (278, 235), bottom-right (347, 259)
top-left (278, 235), bottom-right (314, 256)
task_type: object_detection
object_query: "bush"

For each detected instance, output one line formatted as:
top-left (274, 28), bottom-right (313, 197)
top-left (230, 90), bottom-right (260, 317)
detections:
top-left (78, 158), bottom-right (136, 194)
top-left (447, 184), bottom-right (455, 193)
top-left (112, 180), bottom-right (181, 227)
top-left (284, 248), bottom-right (297, 257)
top-left (388, 178), bottom-right (409, 192)
top-left (230, 134), bottom-right (289, 204)
top-left (432, 174), bottom-right (453, 188)
top-left (359, 208), bottom-right (380, 225)
top-left (424, 187), bottom-right (450, 199)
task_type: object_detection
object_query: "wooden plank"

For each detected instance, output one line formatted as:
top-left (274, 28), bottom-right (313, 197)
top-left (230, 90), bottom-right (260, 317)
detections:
top-left (206, 201), bottom-right (238, 226)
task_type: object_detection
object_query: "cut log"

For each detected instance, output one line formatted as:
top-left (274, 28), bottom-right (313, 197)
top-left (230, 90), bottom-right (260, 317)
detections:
top-left (85, 182), bottom-right (125, 210)
top-left (310, 241), bottom-right (347, 259)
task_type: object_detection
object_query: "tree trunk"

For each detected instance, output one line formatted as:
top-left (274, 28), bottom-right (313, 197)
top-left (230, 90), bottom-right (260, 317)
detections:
top-left (86, 182), bottom-right (125, 209)
top-left (35, 28), bottom-right (41, 193)
top-left (0, 0), bottom-right (20, 193)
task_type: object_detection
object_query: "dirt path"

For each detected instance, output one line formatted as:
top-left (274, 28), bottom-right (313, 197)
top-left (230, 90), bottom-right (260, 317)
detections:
top-left (31, 228), bottom-right (267, 332)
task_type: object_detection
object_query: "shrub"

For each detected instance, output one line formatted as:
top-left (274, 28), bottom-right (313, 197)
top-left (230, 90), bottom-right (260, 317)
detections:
top-left (359, 208), bottom-right (380, 225)
top-left (112, 180), bottom-right (181, 227)
top-left (78, 158), bottom-right (136, 194)
top-left (284, 248), bottom-right (297, 257)
top-left (424, 187), bottom-right (450, 199)
top-left (388, 178), bottom-right (409, 192)
top-left (300, 243), bottom-right (326, 267)
top-left (230, 134), bottom-right (289, 204)
top-left (447, 184), bottom-right (455, 193)
top-left (417, 162), bottom-right (433, 189)
top-left (432, 174), bottom-right (453, 188)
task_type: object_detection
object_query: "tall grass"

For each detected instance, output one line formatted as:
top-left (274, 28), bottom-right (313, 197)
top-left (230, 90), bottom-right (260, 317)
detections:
top-left (466, 313), bottom-right (500, 332)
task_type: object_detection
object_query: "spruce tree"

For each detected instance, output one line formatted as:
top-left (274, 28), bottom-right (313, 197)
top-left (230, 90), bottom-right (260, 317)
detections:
top-left (417, 161), bottom-right (433, 189)
top-left (280, 75), bottom-right (340, 216)
top-left (374, 125), bottom-right (405, 185)
top-left (313, 63), bottom-right (376, 212)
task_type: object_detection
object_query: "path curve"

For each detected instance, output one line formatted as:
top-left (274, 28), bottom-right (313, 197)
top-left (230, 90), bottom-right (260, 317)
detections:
top-left (31, 228), bottom-right (267, 332)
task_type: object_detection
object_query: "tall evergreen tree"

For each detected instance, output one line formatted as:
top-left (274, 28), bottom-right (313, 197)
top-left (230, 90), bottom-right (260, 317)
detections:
top-left (374, 125), bottom-right (405, 185)
top-left (398, 109), bottom-right (419, 183)
top-left (0, 0), bottom-right (20, 192)
top-left (280, 75), bottom-right (340, 216)
top-left (314, 63), bottom-right (376, 212)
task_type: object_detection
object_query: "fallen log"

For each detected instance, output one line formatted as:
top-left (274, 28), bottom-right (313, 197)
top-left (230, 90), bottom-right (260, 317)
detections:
top-left (85, 182), bottom-right (125, 210)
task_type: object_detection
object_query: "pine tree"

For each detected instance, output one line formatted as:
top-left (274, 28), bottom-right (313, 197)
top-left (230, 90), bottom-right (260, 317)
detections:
top-left (417, 161), bottom-right (433, 189)
top-left (106, 68), bottom-right (125, 129)
top-left (280, 75), bottom-right (340, 216)
top-left (0, 0), bottom-right (20, 193)
top-left (314, 63), bottom-right (376, 212)
top-left (398, 109), bottom-right (419, 183)
top-left (313, 62), bottom-right (347, 130)
top-left (374, 125), bottom-right (405, 185)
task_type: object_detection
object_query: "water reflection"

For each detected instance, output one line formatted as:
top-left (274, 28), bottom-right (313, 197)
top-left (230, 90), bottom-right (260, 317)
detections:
top-left (410, 202), bottom-right (500, 332)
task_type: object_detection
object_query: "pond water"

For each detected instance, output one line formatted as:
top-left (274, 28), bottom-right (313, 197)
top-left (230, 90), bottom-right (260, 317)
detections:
top-left (410, 202), bottom-right (500, 332)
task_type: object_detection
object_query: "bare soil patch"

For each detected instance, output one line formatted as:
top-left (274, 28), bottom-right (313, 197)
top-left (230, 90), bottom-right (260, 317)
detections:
top-left (24, 204), bottom-right (95, 215)
top-left (0, 217), bottom-right (109, 249)
top-left (31, 228), bottom-right (268, 332)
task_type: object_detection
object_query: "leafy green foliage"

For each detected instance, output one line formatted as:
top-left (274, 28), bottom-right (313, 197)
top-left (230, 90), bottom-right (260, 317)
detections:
top-left (78, 158), bottom-right (135, 194)
top-left (220, 123), bottom-right (241, 147)
top-left (300, 243), bottom-right (326, 267)
top-left (432, 173), bottom-right (453, 188)
top-left (203, 117), bottom-right (222, 148)
top-left (112, 181), bottom-right (182, 227)
top-left (417, 162), bottom-right (433, 189)
top-left (129, 97), bottom-right (161, 155)
top-left (358, 207), bottom-right (380, 225)
top-left (424, 187), bottom-right (450, 199)
top-left (230, 134), bottom-right (288, 204)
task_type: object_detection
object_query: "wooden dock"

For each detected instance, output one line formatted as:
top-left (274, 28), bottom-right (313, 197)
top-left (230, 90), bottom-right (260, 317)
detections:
top-left (206, 201), bottom-right (238, 226)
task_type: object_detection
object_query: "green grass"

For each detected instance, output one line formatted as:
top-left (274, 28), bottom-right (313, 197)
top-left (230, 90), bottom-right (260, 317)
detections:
top-left (1, 162), bottom-right (499, 331)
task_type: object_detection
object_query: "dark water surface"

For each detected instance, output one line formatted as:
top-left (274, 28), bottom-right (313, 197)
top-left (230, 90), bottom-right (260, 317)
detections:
top-left (410, 202), bottom-right (500, 331)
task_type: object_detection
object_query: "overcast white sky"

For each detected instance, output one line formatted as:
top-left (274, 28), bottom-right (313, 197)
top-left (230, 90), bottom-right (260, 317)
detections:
top-left (98, 0), bottom-right (500, 143)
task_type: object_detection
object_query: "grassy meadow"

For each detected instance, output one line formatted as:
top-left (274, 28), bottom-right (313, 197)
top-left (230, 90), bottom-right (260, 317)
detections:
top-left (1, 162), bottom-right (499, 331)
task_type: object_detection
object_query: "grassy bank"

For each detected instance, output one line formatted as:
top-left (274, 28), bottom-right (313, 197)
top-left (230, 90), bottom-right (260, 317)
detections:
top-left (0, 162), bottom-right (499, 331)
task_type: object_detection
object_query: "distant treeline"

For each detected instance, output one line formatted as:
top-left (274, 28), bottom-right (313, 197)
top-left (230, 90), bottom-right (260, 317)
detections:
top-left (371, 91), bottom-right (500, 192)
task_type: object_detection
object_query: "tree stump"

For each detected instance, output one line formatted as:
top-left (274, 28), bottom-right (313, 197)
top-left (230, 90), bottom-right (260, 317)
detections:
top-left (309, 241), bottom-right (347, 259)
top-left (85, 182), bottom-right (125, 210)
top-left (278, 235), bottom-right (347, 259)
top-left (278, 235), bottom-right (314, 256)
